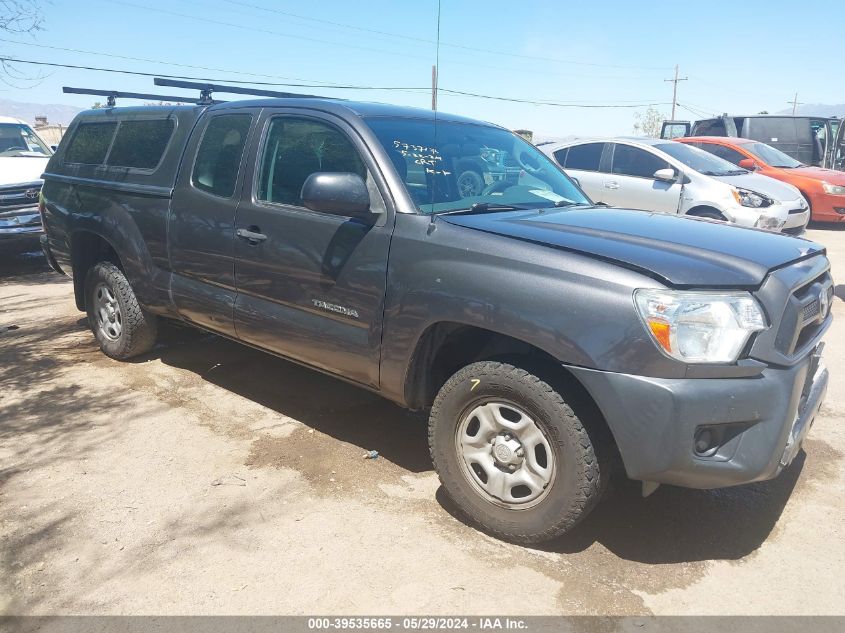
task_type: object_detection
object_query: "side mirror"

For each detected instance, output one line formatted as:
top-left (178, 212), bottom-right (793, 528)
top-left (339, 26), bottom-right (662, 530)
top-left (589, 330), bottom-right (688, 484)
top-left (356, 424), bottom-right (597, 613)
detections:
top-left (653, 168), bottom-right (677, 182)
top-left (738, 158), bottom-right (758, 171)
top-left (301, 172), bottom-right (373, 218)
top-left (570, 176), bottom-right (580, 187)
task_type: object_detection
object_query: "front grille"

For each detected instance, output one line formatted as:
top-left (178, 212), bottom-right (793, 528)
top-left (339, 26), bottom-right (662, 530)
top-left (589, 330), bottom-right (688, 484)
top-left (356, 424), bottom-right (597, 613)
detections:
top-left (788, 208), bottom-right (806, 215)
top-left (0, 182), bottom-right (42, 211)
top-left (775, 271), bottom-right (833, 357)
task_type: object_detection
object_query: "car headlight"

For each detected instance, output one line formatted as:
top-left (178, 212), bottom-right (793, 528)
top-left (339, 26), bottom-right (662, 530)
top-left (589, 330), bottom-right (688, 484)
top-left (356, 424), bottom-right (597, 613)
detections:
top-left (732, 188), bottom-right (772, 208)
top-left (634, 289), bottom-right (767, 363)
top-left (822, 182), bottom-right (845, 195)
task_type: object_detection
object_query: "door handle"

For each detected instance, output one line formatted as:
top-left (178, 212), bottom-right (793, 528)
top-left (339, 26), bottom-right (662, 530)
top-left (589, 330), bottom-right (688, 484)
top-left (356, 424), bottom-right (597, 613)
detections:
top-left (236, 227), bottom-right (268, 244)
top-left (604, 181), bottom-right (620, 189)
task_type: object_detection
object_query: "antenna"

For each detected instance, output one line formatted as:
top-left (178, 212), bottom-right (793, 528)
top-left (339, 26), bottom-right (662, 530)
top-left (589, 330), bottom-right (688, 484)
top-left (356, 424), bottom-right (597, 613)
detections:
top-left (153, 78), bottom-right (331, 102)
top-left (63, 87), bottom-right (225, 106)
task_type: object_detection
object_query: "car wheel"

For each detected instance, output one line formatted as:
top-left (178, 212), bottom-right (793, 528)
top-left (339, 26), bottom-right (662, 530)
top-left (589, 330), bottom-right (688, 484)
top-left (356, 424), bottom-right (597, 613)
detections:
top-left (429, 361), bottom-right (609, 543)
top-left (85, 261), bottom-right (158, 360)
top-left (457, 170), bottom-right (484, 198)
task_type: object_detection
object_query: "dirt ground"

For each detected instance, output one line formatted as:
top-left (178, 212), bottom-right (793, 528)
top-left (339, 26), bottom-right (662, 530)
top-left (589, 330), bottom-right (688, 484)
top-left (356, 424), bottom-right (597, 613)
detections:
top-left (1, 227), bottom-right (844, 616)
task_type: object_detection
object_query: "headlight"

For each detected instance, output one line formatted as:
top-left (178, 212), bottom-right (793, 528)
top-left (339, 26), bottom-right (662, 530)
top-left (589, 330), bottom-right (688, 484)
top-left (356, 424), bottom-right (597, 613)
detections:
top-left (822, 182), bottom-right (845, 195)
top-left (732, 188), bottom-right (772, 208)
top-left (634, 289), bottom-right (767, 363)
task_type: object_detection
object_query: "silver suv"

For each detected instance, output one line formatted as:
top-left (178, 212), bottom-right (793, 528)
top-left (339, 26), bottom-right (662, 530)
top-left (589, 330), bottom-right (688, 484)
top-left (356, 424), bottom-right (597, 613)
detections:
top-left (541, 137), bottom-right (810, 233)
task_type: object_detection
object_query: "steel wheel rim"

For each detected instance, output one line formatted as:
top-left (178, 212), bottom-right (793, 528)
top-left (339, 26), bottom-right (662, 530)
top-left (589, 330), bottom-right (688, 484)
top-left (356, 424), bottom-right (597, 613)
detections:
top-left (94, 282), bottom-right (122, 341)
top-left (455, 400), bottom-right (556, 510)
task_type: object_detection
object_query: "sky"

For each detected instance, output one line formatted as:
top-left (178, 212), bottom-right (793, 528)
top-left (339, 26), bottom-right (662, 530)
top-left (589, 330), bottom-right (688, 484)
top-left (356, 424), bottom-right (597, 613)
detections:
top-left (0, 0), bottom-right (840, 138)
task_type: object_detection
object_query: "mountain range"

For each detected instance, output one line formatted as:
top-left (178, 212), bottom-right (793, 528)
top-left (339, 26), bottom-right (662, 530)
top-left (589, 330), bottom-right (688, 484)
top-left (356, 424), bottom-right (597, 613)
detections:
top-left (0, 98), bottom-right (84, 126)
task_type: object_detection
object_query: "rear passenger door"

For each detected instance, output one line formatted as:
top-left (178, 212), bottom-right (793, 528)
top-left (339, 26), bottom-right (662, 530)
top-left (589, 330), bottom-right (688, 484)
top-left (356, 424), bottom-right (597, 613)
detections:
top-left (232, 110), bottom-right (393, 388)
top-left (603, 143), bottom-right (681, 214)
top-left (558, 142), bottom-right (607, 203)
top-left (168, 109), bottom-right (259, 337)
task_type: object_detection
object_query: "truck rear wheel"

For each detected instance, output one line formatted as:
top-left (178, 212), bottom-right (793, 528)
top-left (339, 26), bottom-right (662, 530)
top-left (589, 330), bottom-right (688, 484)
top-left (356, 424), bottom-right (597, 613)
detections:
top-left (84, 262), bottom-right (158, 360)
top-left (429, 361), bottom-right (608, 544)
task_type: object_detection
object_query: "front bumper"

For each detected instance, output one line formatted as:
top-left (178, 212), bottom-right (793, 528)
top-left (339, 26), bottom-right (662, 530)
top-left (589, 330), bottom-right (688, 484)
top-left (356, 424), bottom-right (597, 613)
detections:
top-left (569, 348), bottom-right (828, 489)
top-left (0, 207), bottom-right (43, 238)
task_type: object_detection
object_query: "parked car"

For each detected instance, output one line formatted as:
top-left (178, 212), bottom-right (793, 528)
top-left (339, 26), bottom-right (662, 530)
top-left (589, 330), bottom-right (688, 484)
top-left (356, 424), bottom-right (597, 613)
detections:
top-left (541, 138), bottom-right (809, 233)
top-left (677, 136), bottom-right (845, 224)
top-left (39, 97), bottom-right (831, 543)
top-left (0, 116), bottom-right (52, 244)
top-left (661, 115), bottom-right (841, 170)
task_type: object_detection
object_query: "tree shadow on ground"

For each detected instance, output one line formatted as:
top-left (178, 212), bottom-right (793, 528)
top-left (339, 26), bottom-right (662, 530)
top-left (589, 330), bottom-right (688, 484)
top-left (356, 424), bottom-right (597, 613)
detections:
top-left (151, 327), bottom-right (809, 565)
top-left (147, 327), bottom-right (432, 474)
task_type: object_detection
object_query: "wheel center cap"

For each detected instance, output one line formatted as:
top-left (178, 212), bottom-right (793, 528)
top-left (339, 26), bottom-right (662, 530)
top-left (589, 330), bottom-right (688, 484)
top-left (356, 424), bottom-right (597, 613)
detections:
top-left (491, 434), bottom-right (524, 467)
top-left (494, 444), bottom-right (512, 462)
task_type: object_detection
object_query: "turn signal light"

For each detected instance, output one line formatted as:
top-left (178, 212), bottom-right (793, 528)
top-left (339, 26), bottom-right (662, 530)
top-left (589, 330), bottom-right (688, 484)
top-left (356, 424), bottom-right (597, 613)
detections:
top-left (646, 319), bottom-right (672, 353)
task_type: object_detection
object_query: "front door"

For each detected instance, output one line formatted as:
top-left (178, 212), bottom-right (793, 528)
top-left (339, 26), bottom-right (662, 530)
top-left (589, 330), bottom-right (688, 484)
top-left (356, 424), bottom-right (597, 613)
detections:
top-left (233, 110), bottom-right (393, 388)
top-left (602, 143), bottom-right (682, 214)
top-left (168, 109), bottom-right (259, 337)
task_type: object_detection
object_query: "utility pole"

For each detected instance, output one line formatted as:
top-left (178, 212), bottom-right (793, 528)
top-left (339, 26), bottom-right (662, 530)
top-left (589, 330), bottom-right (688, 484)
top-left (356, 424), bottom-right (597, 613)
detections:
top-left (431, 65), bottom-right (438, 111)
top-left (789, 93), bottom-right (803, 115)
top-left (664, 64), bottom-right (687, 120)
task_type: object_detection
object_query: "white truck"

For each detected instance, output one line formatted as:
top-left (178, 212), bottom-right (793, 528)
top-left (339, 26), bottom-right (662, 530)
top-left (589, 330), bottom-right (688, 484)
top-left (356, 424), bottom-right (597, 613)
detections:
top-left (0, 115), bottom-right (53, 244)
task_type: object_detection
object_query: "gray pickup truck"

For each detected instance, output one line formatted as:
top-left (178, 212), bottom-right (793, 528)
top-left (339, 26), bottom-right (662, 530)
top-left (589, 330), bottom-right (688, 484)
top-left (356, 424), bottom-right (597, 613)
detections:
top-left (39, 97), bottom-right (832, 543)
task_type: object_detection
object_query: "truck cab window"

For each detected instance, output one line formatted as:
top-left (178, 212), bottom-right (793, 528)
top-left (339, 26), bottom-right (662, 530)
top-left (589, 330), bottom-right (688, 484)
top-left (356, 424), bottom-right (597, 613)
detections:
top-left (191, 114), bottom-right (253, 198)
top-left (256, 117), bottom-right (366, 207)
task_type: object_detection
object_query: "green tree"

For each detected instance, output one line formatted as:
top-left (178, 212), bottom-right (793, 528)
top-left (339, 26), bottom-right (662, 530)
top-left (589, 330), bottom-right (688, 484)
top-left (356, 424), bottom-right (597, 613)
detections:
top-left (633, 107), bottom-right (666, 138)
top-left (1, 1), bottom-right (45, 83)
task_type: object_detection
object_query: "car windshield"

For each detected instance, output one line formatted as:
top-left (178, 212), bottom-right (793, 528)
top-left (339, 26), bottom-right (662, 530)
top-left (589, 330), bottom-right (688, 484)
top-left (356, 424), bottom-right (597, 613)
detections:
top-left (745, 142), bottom-right (803, 168)
top-left (656, 142), bottom-right (746, 177)
top-left (0, 123), bottom-right (52, 157)
top-left (365, 117), bottom-right (591, 214)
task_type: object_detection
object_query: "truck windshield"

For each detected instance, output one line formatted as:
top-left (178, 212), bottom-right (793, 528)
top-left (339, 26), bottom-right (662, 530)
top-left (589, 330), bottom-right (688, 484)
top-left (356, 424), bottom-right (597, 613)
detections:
top-left (656, 142), bottom-right (746, 177)
top-left (365, 117), bottom-right (591, 214)
top-left (0, 123), bottom-right (52, 157)
top-left (744, 142), bottom-right (803, 168)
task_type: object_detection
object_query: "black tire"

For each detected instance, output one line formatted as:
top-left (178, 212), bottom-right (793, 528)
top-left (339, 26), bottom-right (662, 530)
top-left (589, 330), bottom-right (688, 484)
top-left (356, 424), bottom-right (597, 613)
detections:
top-left (84, 262), bottom-right (158, 360)
top-left (689, 207), bottom-right (724, 221)
top-left (429, 361), bottom-right (610, 544)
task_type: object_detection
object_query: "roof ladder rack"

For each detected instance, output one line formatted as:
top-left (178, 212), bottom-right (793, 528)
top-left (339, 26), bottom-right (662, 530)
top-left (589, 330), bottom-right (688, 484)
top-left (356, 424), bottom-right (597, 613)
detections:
top-left (62, 87), bottom-right (225, 106)
top-left (153, 78), bottom-right (333, 102)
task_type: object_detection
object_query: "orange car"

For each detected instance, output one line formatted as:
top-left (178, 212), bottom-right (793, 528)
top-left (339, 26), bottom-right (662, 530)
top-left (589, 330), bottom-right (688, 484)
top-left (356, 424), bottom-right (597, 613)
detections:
top-left (677, 136), bottom-right (845, 223)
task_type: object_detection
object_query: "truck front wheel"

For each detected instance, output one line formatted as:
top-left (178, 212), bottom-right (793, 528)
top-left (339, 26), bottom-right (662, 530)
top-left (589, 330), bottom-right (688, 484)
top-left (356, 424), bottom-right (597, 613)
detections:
top-left (84, 262), bottom-right (158, 360)
top-left (429, 361), bottom-right (608, 543)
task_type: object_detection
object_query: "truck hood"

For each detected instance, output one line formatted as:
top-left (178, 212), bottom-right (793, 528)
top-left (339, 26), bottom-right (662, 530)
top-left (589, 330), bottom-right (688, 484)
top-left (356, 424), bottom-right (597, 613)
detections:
top-left (713, 171), bottom-right (801, 201)
top-left (0, 156), bottom-right (49, 186)
top-left (442, 206), bottom-right (823, 287)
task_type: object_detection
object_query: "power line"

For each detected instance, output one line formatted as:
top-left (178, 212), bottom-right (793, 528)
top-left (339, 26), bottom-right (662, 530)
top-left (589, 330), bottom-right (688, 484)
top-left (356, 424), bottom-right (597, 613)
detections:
top-left (440, 88), bottom-right (669, 109)
top-left (0, 56), bottom-right (673, 109)
top-left (103, 1), bottom-right (653, 80)
top-left (222, 0), bottom-right (672, 72)
top-left (0, 37), bottom-right (355, 87)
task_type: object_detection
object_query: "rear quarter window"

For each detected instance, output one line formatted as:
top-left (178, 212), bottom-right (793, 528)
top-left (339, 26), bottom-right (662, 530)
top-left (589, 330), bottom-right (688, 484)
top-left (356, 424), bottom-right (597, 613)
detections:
top-left (106, 119), bottom-right (175, 169)
top-left (63, 122), bottom-right (118, 165)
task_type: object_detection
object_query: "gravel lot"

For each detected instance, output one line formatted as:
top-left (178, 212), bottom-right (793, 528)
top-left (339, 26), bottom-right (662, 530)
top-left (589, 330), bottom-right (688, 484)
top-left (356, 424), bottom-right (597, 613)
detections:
top-left (1, 228), bottom-right (844, 616)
